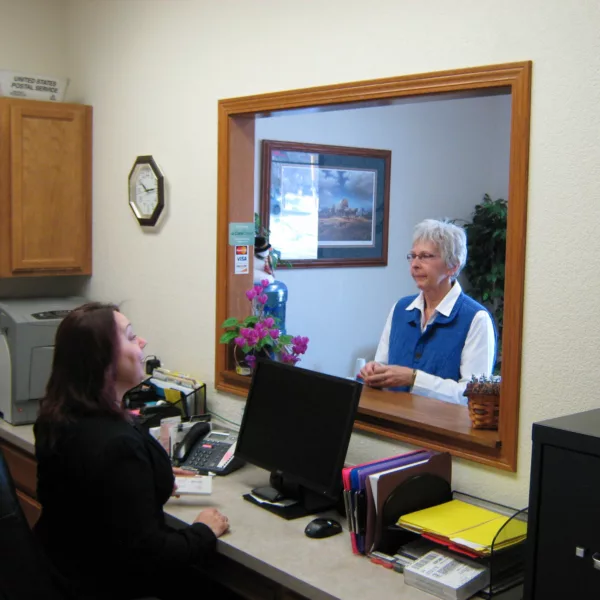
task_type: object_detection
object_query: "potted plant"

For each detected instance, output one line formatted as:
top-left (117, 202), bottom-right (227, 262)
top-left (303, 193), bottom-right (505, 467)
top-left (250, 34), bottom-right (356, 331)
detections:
top-left (464, 374), bottom-right (501, 430)
top-left (462, 194), bottom-right (507, 373)
top-left (219, 279), bottom-right (309, 375)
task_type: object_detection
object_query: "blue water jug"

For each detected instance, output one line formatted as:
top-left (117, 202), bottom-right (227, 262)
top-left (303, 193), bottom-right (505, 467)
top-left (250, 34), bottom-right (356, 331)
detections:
top-left (262, 280), bottom-right (288, 334)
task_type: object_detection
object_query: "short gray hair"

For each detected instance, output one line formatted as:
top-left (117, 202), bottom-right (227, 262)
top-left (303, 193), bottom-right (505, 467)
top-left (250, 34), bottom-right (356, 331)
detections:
top-left (412, 219), bottom-right (467, 280)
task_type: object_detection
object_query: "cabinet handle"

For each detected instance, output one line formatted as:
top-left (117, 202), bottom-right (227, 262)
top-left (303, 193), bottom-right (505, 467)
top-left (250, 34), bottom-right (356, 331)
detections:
top-left (592, 553), bottom-right (600, 570)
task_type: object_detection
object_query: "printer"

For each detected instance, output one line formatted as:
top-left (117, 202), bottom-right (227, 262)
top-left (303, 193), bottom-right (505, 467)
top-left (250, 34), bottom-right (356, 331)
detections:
top-left (0, 297), bottom-right (85, 425)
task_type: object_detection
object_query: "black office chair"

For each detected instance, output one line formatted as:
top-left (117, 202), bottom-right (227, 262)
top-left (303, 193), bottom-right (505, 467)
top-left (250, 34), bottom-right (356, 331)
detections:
top-left (0, 446), bottom-right (72, 600)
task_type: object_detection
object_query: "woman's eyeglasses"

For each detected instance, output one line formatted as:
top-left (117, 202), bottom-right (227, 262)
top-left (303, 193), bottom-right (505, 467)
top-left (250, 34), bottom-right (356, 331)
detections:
top-left (406, 252), bottom-right (439, 262)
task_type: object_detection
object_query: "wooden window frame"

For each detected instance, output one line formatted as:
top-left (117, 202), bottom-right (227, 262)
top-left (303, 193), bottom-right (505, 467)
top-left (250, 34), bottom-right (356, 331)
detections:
top-left (215, 62), bottom-right (531, 472)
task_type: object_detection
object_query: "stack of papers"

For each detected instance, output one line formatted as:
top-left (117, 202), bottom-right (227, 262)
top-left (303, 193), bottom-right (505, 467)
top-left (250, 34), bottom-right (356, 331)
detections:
top-left (404, 550), bottom-right (490, 600)
top-left (398, 500), bottom-right (527, 556)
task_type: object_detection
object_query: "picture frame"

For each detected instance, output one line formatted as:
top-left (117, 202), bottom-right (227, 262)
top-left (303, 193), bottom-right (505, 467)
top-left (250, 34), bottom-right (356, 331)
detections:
top-left (260, 140), bottom-right (391, 268)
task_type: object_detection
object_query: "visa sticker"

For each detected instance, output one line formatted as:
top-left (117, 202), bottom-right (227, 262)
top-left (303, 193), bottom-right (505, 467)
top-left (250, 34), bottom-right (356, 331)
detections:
top-left (234, 245), bottom-right (249, 274)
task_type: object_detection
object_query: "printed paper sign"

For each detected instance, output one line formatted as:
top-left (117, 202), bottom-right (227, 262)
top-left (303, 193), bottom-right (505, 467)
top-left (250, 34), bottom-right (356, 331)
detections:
top-left (234, 245), bottom-right (249, 274)
top-left (0, 70), bottom-right (68, 102)
top-left (228, 222), bottom-right (254, 246)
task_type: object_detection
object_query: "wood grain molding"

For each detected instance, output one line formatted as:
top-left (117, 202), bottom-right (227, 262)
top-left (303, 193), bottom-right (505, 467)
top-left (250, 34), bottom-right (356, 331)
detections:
top-left (215, 62), bottom-right (532, 472)
top-left (0, 102), bottom-right (10, 277)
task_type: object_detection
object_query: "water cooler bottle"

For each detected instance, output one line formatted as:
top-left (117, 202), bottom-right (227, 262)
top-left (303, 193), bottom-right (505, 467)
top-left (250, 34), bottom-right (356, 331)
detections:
top-left (262, 280), bottom-right (288, 334)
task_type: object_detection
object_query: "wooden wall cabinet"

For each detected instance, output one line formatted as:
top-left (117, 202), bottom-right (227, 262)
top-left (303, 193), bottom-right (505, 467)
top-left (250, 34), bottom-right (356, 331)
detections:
top-left (0, 98), bottom-right (92, 278)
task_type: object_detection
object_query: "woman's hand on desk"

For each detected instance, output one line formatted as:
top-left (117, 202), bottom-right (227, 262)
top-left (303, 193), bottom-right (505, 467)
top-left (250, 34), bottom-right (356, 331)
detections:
top-left (362, 364), bottom-right (414, 389)
top-left (194, 508), bottom-right (230, 537)
top-left (172, 467), bottom-right (231, 535)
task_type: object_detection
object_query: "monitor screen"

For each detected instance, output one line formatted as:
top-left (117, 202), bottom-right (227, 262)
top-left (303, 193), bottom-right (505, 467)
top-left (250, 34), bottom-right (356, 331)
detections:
top-left (235, 359), bottom-right (362, 501)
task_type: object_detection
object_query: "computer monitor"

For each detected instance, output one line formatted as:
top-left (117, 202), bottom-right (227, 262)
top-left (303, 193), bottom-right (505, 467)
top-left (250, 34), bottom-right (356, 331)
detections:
top-left (235, 358), bottom-right (362, 518)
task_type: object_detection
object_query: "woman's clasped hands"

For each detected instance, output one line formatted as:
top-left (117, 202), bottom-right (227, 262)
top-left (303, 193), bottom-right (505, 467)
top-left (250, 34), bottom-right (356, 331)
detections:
top-left (360, 362), bottom-right (414, 389)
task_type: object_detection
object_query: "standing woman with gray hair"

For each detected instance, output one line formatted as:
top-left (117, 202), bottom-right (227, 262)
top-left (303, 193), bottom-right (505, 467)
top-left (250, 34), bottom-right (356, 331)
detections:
top-left (360, 219), bottom-right (496, 405)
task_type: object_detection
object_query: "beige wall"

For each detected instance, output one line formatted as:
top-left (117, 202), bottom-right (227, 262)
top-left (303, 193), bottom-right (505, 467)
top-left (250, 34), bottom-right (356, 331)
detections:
top-left (3, 0), bottom-right (600, 507)
top-left (0, 0), bottom-right (68, 76)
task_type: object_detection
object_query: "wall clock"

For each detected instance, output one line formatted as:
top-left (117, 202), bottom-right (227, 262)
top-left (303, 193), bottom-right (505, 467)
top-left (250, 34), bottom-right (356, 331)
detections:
top-left (128, 155), bottom-right (165, 226)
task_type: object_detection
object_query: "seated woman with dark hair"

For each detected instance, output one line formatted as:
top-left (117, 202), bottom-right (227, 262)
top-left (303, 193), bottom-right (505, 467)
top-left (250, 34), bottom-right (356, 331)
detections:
top-left (360, 219), bottom-right (496, 405)
top-left (34, 302), bottom-right (233, 600)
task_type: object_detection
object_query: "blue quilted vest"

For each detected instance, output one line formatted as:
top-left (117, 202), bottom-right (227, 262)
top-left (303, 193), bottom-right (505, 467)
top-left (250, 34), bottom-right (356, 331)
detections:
top-left (388, 292), bottom-right (494, 392)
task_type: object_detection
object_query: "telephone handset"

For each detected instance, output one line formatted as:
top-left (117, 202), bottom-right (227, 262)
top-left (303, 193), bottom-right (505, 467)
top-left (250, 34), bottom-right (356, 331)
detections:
top-left (173, 422), bottom-right (244, 476)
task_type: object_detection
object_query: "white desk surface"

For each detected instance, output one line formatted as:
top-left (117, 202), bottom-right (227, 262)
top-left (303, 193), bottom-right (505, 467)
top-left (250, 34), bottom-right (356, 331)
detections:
top-left (0, 419), bottom-right (35, 453)
top-left (0, 419), bottom-right (435, 600)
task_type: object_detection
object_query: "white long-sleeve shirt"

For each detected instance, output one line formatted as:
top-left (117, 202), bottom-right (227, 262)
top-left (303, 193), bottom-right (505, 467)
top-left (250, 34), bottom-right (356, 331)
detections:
top-left (374, 282), bottom-right (495, 405)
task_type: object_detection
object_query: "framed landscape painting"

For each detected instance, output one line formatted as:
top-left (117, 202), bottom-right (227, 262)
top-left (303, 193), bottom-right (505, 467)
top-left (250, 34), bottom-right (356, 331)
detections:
top-left (260, 140), bottom-right (391, 268)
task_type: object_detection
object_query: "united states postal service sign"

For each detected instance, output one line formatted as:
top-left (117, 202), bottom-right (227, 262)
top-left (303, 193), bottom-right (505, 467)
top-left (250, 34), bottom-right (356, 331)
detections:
top-left (0, 70), bottom-right (69, 102)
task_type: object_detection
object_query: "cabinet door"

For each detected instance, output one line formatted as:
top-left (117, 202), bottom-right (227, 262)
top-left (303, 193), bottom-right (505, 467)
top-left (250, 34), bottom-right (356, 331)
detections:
top-left (532, 445), bottom-right (600, 598)
top-left (9, 101), bottom-right (92, 274)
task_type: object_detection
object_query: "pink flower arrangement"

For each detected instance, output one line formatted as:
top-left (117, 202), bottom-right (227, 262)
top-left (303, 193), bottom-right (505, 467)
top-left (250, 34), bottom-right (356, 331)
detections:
top-left (220, 279), bottom-right (309, 372)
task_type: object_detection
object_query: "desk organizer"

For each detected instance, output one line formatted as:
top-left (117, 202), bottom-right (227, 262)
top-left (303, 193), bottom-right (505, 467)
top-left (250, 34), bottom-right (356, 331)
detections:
top-left (389, 488), bottom-right (528, 599)
top-left (124, 379), bottom-right (207, 429)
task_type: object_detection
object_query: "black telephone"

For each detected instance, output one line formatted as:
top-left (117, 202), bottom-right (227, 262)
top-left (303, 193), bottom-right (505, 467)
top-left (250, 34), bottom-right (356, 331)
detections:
top-left (172, 422), bottom-right (244, 476)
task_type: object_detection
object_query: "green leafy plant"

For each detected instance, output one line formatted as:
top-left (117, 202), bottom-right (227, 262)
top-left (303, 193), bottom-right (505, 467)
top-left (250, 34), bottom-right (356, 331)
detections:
top-left (462, 194), bottom-right (507, 370)
top-left (254, 212), bottom-right (268, 239)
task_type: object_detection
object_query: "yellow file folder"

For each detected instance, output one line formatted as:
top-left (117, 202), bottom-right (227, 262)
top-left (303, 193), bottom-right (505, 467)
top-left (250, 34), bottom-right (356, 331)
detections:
top-left (450, 516), bottom-right (527, 554)
top-left (398, 499), bottom-right (500, 537)
top-left (397, 499), bottom-right (527, 555)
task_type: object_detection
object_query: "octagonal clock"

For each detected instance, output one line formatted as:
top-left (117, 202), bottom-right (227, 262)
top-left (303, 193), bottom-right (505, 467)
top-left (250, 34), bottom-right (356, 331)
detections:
top-left (128, 155), bottom-right (165, 226)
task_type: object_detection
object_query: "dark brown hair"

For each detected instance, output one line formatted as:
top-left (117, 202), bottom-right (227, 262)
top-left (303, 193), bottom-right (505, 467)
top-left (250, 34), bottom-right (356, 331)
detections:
top-left (37, 302), bottom-right (128, 425)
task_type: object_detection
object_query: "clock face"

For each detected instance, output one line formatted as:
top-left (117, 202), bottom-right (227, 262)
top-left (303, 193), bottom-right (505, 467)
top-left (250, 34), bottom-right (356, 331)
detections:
top-left (131, 165), bottom-right (158, 218)
top-left (128, 156), bottom-right (164, 226)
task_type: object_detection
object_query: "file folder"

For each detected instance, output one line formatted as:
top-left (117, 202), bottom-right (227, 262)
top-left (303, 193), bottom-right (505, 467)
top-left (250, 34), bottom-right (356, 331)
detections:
top-left (366, 452), bottom-right (452, 554)
top-left (352, 451), bottom-right (432, 553)
top-left (397, 498), bottom-right (527, 556)
top-left (342, 450), bottom-right (425, 554)
top-left (449, 515), bottom-right (527, 555)
top-left (398, 499), bottom-right (501, 538)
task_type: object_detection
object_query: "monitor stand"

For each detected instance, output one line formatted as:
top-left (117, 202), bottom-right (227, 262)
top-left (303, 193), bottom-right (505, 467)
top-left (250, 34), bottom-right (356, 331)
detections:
top-left (242, 471), bottom-right (338, 520)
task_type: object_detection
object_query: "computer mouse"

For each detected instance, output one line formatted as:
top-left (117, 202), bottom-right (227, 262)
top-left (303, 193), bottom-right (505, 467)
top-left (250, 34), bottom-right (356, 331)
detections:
top-left (304, 517), bottom-right (343, 539)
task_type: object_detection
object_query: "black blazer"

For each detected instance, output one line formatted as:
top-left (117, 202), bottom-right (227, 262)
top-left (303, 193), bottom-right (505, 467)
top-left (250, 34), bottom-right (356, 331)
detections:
top-left (34, 415), bottom-right (216, 599)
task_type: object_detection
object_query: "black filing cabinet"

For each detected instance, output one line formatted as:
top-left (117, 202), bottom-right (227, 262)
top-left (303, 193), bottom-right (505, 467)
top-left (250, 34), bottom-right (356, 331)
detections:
top-left (524, 409), bottom-right (600, 599)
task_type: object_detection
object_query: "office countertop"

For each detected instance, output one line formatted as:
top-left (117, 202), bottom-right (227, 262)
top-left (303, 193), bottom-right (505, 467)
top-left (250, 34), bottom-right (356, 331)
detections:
top-left (0, 419), bottom-right (436, 600)
top-left (0, 419), bottom-right (35, 453)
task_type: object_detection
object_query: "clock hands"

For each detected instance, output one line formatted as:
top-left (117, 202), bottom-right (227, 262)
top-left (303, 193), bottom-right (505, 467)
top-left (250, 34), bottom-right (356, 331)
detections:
top-left (138, 182), bottom-right (156, 194)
